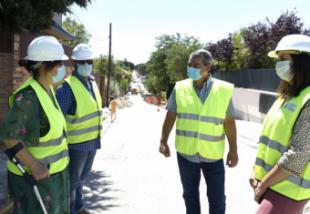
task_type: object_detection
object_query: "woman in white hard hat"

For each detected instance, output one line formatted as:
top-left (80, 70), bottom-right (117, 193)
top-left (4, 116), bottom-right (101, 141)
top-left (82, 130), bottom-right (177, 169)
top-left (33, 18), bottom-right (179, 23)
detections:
top-left (0, 36), bottom-right (70, 213)
top-left (250, 34), bottom-right (310, 214)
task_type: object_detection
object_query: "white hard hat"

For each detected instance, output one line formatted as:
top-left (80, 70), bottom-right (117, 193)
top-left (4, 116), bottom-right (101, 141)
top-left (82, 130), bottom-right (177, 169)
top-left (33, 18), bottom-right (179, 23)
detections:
top-left (268, 34), bottom-right (310, 58)
top-left (71, 43), bottom-right (96, 60)
top-left (25, 36), bottom-right (68, 61)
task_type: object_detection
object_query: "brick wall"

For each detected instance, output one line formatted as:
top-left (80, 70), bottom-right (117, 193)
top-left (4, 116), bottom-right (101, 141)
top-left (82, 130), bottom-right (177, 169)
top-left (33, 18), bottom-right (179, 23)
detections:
top-left (0, 52), bottom-right (13, 121)
top-left (13, 34), bottom-right (30, 91)
top-left (0, 32), bottom-right (16, 211)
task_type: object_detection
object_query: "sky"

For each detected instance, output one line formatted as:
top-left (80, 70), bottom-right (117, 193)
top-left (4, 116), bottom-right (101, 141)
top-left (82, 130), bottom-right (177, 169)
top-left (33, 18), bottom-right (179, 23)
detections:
top-left (67, 0), bottom-right (309, 65)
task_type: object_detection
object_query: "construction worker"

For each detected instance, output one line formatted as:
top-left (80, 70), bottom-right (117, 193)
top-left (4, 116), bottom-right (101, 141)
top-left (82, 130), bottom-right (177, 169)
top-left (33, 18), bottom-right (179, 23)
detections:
top-left (250, 34), bottom-right (310, 214)
top-left (0, 36), bottom-right (70, 213)
top-left (159, 49), bottom-right (238, 214)
top-left (56, 43), bottom-right (102, 214)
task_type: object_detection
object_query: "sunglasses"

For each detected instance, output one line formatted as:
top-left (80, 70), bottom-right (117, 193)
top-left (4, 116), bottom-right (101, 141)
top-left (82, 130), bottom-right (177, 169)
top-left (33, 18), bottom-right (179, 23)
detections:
top-left (77, 60), bottom-right (93, 65)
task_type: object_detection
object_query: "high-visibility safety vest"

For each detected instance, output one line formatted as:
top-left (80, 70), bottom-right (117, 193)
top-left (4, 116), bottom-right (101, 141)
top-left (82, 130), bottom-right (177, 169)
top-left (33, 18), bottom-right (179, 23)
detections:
top-left (175, 78), bottom-right (234, 160)
top-left (255, 86), bottom-right (310, 201)
top-left (7, 77), bottom-right (69, 176)
top-left (65, 76), bottom-right (103, 144)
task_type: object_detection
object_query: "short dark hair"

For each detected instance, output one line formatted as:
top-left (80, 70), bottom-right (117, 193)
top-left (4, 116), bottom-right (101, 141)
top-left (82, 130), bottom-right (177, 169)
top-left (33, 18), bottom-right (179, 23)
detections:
top-left (278, 53), bottom-right (310, 99)
top-left (19, 60), bottom-right (62, 79)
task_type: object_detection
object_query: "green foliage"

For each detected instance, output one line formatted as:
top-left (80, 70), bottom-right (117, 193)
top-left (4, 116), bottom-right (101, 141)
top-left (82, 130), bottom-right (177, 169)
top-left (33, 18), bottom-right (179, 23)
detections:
top-left (243, 10), bottom-right (305, 69)
top-left (120, 78), bottom-right (129, 92)
top-left (62, 17), bottom-right (90, 48)
top-left (94, 55), bottom-right (108, 74)
top-left (166, 36), bottom-right (202, 82)
top-left (228, 32), bottom-right (250, 70)
top-left (145, 33), bottom-right (202, 95)
top-left (0, 0), bottom-right (91, 31)
top-left (94, 55), bottom-right (132, 96)
top-left (114, 66), bottom-right (132, 95)
top-left (135, 63), bottom-right (146, 75)
top-left (117, 59), bottom-right (135, 71)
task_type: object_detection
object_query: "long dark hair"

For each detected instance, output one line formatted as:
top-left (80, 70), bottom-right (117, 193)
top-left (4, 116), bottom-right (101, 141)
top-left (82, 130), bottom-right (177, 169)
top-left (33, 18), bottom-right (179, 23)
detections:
top-left (278, 53), bottom-right (310, 99)
top-left (19, 60), bottom-right (62, 79)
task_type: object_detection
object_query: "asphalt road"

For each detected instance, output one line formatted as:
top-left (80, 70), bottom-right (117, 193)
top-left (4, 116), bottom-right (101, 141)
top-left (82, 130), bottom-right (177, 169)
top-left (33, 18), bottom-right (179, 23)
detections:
top-left (82, 94), bottom-right (266, 214)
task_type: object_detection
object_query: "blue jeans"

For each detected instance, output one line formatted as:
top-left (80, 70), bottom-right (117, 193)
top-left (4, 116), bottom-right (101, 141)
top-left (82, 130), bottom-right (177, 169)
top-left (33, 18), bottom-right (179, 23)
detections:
top-left (177, 153), bottom-right (226, 214)
top-left (69, 150), bottom-right (97, 214)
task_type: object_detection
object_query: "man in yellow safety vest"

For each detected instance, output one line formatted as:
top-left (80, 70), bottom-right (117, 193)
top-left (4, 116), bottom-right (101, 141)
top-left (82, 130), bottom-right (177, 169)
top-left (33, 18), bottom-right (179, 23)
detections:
top-left (159, 49), bottom-right (238, 214)
top-left (56, 43), bottom-right (102, 214)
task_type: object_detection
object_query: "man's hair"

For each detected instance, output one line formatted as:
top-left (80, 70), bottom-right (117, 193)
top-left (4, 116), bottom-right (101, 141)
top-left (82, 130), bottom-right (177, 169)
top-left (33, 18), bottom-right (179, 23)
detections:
top-left (278, 53), bottom-right (310, 99)
top-left (189, 49), bottom-right (214, 65)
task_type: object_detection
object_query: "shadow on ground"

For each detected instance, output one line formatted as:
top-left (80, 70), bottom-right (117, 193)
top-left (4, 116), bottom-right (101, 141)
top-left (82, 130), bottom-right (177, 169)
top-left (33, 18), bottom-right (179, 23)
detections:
top-left (83, 170), bottom-right (120, 212)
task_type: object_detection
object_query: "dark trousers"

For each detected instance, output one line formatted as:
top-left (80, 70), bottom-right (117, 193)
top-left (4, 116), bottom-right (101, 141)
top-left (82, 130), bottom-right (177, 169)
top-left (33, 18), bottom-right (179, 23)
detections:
top-left (69, 150), bottom-right (97, 214)
top-left (177, 153), bottom-right (226, 214)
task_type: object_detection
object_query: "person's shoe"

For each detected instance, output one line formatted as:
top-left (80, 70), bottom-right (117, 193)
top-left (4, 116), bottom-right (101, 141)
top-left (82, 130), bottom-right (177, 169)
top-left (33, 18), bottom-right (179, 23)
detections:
top-left (77, 208), bottom-right (91, 214)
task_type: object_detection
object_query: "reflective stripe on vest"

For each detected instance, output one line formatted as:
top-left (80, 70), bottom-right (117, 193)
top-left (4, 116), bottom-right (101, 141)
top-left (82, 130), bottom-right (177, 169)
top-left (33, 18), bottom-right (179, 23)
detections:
top-left (255, 86), bottom-right (310, 200)
top-left (177, 113), bottom-right (225, 125)
top-left (256, 157), bottom-right (310, 189)
top-left (176, 130), bottom-right (225, 142)
top-left (175, 78), bottom-right (233, 159)
top-left (39, 149), bottom-right (69, 165)
top-left (67, 125), bottom-right (102, 136)
top-left (7, 77), bottom-right (69, 176)
top-left (66, 111), bottom-right (102, 124)
top-left (65, 76), bottom-right (103, 144)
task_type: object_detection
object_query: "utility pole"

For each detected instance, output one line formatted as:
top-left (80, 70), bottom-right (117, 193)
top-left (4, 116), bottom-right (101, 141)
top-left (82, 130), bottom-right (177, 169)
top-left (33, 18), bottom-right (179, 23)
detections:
top-left (106, 23), bottom-right (112, 107)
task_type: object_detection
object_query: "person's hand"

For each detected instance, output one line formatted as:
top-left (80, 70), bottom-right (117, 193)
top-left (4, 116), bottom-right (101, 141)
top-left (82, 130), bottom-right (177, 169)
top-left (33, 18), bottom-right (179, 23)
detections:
top-left (254, 182), bottom-right (267, 203)
top-left (30, 160), bottom-right (50, 181)
top-left (226, 150), bottom-right (238, 167)
top-left (249, 169), bottom-right (258, 189)
top-left (159, 142), bottom-right (170, 157)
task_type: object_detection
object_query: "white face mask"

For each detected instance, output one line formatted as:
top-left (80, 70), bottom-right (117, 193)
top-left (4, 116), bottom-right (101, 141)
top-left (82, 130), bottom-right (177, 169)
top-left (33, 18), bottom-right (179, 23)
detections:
top-left (275, 60), bottom-right (293, 82)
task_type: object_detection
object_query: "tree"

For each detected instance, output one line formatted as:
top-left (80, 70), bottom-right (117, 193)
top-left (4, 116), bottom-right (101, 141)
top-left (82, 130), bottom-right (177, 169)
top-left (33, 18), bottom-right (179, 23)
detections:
top-left (166, 36), bottom-right (202, 82)
top-left (206, 35), bottom-right (234, 70)
top-left (269, 11), bottom-right (304, 46)
top-left (0, 0), bottom-right (91, 31)
top-left (243, 21), bottom-right (272, 68)
top-left (243, 11), bottom-right (305, 69)
top-left (94, 55), bottom-right (132, 96)
top-left (123, 58), bottom-right (135, 70)
top-left (94, 55), bottom-right (108, 75)
top-left (117, 59), bottom-right (135, 71)
top-left (135, 63), bottom-right (146, 75)
top-left (206, 10), bottom-right (308, 70)
top-left (229, 31), bottom-right (250, 70)
top-left (145, 33), bottom-right (202, 95)
top-left (62, 17), bottom-right (90, 47)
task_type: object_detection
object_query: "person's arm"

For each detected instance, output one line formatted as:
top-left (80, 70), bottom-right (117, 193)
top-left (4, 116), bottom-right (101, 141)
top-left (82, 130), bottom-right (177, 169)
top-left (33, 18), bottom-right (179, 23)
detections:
top-left (254, 165), bottom-right (290, 202)
top-left (254, 100), bottom-right (310, 202)
top-left (3, 139), bottom-right (49, 180)
top-left (224, 99), bottom-right (238, 167)
top-left (159, 88), bottom-right (177, 157)
top-left (159, 111), bottom-right (177, 157)
top-left (0, 90), bottom-right (49, 180)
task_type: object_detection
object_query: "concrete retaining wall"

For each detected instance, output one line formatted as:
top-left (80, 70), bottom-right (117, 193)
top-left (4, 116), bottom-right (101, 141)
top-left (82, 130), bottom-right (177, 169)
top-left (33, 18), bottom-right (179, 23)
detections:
top-left (232, 88), bottom-right (277, 123)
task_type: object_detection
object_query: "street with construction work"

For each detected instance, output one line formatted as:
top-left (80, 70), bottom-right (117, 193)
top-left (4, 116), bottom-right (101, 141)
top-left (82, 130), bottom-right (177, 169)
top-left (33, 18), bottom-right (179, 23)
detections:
top-left (83, 91), bottom-right (263, 214)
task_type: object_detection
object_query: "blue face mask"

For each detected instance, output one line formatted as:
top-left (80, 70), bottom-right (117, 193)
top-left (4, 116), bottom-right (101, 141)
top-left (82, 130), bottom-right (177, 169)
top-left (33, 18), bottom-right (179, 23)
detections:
top-left (77, 63), bottom-right (93, 77)
top-left (52, 65), bottom-right (66, 84)
top-left (187, 67), bottom-right (201, 80)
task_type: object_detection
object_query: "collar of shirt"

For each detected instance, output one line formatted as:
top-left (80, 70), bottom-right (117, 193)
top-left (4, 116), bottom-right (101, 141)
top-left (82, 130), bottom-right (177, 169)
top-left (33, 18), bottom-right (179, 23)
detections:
top-left (193, 74), bottom-right (212, 92)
